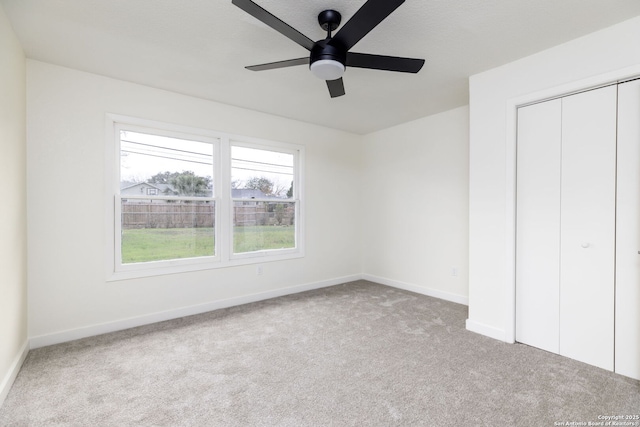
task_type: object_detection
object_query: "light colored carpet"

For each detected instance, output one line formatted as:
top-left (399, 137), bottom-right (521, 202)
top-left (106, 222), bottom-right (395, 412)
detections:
top-left (1, 280), bottom-right (638, 426)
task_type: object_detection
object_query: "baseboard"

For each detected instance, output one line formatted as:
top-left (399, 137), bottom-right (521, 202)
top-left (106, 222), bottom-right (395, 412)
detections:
top-left (465, 318), bottom-right (507, 342)
top-left (0, 340), bottom-right (29, 408)
top-left (362, 274), bottom-right (469, 306)
top-left (30, 274), bottom-right (361, 349)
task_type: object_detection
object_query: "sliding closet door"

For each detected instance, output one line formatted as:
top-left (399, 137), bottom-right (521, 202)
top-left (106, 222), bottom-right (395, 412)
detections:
top-left (616, 79), bottom-right (640, 380)
top-left (515, 99), bottom-right (562, 353)
top-left (559, 86), bottom-right (617, 371)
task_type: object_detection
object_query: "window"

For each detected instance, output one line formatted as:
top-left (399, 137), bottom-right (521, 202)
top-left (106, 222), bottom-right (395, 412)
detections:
top-left (231, 145), bottom-right (297, 256)
top-left (118, 129), bottom-right (216, 266)
top-left (108, 116), bottom-right (303, 279)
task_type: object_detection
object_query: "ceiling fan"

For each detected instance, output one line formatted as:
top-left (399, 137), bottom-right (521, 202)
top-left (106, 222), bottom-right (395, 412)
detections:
top-left (231, 0), bottom-right (425, 98)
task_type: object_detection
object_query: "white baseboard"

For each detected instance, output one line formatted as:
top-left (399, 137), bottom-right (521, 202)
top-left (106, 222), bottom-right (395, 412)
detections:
top-left (465, 318), bottom-right (507, 342)
top-left (0, 340), bottom-right (29, 408)
top-left (362, 274), bottom-right (469, 306)
top-left (30, 274), bottom-right (361, 349)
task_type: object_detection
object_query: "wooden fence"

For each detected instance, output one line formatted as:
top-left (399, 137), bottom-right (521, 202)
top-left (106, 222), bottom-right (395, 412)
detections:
top-left (122, 201), bottom-right (294, 229)
top-left (233, 202), bottom-right (294, 227)
top-left (121, 202), bottom-right (214, 229)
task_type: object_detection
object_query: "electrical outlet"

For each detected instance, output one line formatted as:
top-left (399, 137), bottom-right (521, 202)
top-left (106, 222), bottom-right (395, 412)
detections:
top-left (451, 267), bottom-right (459, 277)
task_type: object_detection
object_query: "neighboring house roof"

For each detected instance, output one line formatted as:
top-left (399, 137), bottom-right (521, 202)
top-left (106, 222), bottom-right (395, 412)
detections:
top-left (232, 189), bottom-right (269, 199)
top-left (154, 183), bottom-right (176, 194)
top-left (121, 181), bottom-right (213, 197)
top-left (120, 182), bottom-right (163, 191)
top-left (120, 182), bottom-right (177, 196)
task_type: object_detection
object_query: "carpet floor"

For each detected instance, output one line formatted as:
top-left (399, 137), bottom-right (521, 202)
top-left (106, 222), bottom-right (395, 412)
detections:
top-left (0, 280), bottom-right (638, 426)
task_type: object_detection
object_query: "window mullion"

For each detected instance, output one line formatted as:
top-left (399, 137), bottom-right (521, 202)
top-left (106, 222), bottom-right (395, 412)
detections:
top-left (219, 136), bottom-right (232, 262)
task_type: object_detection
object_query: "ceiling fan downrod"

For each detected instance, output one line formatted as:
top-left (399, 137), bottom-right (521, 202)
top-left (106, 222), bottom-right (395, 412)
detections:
top-left (318, 9), bottom-right (341, 39)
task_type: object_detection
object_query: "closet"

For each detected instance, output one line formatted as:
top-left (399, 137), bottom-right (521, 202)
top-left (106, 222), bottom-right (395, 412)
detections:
top-left (515, 79), bottom-right (640, 380)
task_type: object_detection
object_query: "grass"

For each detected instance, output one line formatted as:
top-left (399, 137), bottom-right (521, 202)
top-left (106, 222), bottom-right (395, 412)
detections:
top-left (121, 226), bottom-right (295, 263)
top-left (233, 225), bottom-right (295, 254)
top-left (121, 227), bottom-right (215, 263)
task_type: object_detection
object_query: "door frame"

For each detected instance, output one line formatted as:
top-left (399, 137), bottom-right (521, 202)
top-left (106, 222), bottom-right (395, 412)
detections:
top-left (504, 64), bottom-right (640, 344)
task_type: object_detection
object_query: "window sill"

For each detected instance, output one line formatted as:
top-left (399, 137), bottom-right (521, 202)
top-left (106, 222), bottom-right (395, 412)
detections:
top-left (107, 251), bottom-right (304, 282)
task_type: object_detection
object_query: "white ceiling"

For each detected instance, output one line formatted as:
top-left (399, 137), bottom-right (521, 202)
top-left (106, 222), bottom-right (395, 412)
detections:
top-left (3, 0), bottom-right (640, 134)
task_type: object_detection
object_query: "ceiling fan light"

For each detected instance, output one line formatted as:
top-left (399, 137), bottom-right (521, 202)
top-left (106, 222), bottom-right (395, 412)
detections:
top-left (310, 59), bottom-right (345, 81)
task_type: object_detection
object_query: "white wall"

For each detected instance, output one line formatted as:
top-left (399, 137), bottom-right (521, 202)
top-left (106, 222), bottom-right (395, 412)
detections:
top-left (26, 60), bottom-right (363, 345)
top-left (0, 3), bottom-right (28, 405)
top-left (362, 106), bottom-right (469, 305)
top-left (468, 15), bottom-right (640, 341)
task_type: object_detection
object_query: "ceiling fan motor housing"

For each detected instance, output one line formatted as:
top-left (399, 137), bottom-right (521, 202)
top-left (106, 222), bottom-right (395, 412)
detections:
top-left (310, 40), bottom-right (347, 67)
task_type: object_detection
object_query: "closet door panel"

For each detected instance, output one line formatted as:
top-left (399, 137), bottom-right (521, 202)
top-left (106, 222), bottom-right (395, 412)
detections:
top-left (515, 99), bottom-right (562, 353)
top-left (559, 86), bottom-right (617, 371)
top-left (616, 79), bottom-right (640, 380)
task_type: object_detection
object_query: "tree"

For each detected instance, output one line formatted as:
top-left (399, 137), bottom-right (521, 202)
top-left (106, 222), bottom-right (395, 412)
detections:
top-left (170, 172), bottom-right (211, 196)
top-left (148, 171), bottom-right (176, 184)
top-left (286, 181), bottom-right (293, 198)
top-left (148, 171), bottom-right (211, 196)
top-left (243, 176), bottom-right (290, 197)
top-left (245, 177), bottom-right (274, 195)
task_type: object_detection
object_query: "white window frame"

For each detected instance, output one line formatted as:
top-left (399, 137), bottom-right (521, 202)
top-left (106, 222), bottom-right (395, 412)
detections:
top-left (105, 114), bottom-right (304, 281)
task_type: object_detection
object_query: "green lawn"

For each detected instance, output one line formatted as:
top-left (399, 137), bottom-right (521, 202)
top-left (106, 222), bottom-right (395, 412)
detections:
top-left (233, 225), bottom-right (295, 254)
top-left (121, 227), bottom-right (215, 263)
top-left (121, 226), bottom-right (295, 263)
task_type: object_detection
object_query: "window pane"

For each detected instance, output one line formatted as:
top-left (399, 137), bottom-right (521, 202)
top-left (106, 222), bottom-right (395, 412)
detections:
top-left (121, 199), bottom-right (215, 263)
top-left (231, 146), bottom-right (294, 199)
top-left (233, 201), bottom-right (295, 253)
top-left (120, 130), bottom-right (214, 197)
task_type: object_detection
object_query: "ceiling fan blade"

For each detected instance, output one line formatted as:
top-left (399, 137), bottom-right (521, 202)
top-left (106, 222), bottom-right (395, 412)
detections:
top-left (328, 0), bottom-right (404, 51)
top-left (346, 52), bottom-right (424, 73)
top-left (326, 78), bottom-right (345, 98)
top-left (246, 57), bottom-right (309, 71)
top-left (232, 0), bottom-right (315, 51)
